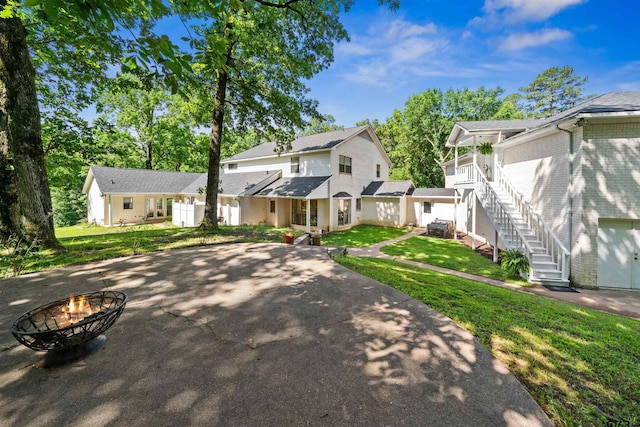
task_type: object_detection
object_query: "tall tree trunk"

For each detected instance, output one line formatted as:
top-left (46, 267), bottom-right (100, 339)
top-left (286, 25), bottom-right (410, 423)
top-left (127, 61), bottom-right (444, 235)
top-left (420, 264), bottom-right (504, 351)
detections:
top-left (0, 9), bottom-right (62, 249)
top-left (203, 19), bottom-right (234, 229)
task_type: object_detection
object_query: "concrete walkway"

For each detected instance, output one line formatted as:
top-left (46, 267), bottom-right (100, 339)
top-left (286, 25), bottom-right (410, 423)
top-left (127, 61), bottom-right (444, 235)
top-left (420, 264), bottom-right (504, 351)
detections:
top-left (348, 228), bottom-right (640, 320)
top-left (0, 243), bottom-right (552, 426)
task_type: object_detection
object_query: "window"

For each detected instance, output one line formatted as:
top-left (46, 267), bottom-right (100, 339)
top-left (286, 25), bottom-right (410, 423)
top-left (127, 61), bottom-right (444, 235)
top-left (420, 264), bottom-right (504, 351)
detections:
top-left (356, 198), bottom-right (362, 211)
top-left (270, 200), bottom-right (276, 213)
top-left (423, 201), bottom-right (432, 214)
top-left (290, 156), bottom-right (300, 173)
top-left (376, 164), bottom-right (381, 178)
top-left (338, 199), bottom-right (351, 226)
top-left (339, 155), bottom-right (352, 174)
top-left (228, 163), bottom-right (237, 170)
top-left (123, 197), bottom-right (133, 210)
top-left (156, 198), bottom-right (164, 217)
top-left (291, 199), bottom-right (317, 226)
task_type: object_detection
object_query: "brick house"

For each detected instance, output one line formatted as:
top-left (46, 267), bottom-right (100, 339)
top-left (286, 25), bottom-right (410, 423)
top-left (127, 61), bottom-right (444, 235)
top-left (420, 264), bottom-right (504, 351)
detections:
top-left (446, 92), bottom-right (640, 289)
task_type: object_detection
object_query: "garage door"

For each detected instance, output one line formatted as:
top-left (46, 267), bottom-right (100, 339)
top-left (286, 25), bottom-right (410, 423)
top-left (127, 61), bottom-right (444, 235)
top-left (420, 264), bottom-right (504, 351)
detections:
top-left (597, 219), bottom-right (640, 289)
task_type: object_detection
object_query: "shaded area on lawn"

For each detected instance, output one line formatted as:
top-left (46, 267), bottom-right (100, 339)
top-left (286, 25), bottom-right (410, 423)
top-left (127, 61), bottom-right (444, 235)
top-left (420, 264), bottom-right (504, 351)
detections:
top-left (380, 234), bottom-right (525, 284)
top-left (1, 225), bottom-right (298, 278)
top-left (334, 255), bottom-right (640, 427)
top-left (321, 225), bottom-right (410, 248)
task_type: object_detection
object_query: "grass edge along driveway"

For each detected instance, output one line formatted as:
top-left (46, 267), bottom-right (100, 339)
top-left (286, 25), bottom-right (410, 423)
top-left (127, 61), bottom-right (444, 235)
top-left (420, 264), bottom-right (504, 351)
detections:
top-left (334, 255), bottom-right (640, 427)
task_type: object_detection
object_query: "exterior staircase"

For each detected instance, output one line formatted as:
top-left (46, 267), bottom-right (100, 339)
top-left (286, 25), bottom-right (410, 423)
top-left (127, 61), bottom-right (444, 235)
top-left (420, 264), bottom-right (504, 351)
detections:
top-left (470, 164), bottom-right (570, 286)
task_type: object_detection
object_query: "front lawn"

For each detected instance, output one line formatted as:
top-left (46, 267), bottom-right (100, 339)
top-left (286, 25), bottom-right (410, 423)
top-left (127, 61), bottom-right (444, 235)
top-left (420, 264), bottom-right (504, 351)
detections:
top-left (381, 235), bottom-right (526, 283)
top-left (321, 224), bottom-right (410, 248)
top-left (334, 255), bottom-right (640, 427)
top-left (1, 225), bottom-right (298, 278)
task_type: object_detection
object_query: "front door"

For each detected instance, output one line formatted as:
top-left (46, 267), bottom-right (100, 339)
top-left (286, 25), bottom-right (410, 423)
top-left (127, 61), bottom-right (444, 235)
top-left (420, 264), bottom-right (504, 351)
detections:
top-left (597, 219), bottom-right (640, 289)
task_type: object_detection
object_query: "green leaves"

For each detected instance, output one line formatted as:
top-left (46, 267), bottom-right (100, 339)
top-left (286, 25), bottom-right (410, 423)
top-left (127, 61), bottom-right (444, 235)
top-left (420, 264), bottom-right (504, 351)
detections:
top-left (519, 66), bottom-right (593, 118)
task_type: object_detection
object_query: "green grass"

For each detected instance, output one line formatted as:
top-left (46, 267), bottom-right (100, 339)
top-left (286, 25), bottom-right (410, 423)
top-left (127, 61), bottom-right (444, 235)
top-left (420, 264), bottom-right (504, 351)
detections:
top-left (334, 255), bottom-right (640, 427)
top-left (381, 235), bottom-right (526, 284)
top-left (321, 224), bottom-right (410, 248)
top-left (1, 225), bottom-right (298, 278)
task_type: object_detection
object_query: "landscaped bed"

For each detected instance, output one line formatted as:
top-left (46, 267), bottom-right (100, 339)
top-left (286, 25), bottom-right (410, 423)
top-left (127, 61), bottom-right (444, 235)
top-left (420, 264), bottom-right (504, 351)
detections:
top-left (334, 255), bottom-right (640, 427)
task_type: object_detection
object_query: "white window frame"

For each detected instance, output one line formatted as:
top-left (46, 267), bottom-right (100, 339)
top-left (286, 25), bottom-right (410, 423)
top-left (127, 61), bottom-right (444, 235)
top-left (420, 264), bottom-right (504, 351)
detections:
top-left (123, 197), bottom-right (133, 210)
top-left (339, 155), bottom-right (352, 174)
top-left (290, 156), bottom-right (300, 173)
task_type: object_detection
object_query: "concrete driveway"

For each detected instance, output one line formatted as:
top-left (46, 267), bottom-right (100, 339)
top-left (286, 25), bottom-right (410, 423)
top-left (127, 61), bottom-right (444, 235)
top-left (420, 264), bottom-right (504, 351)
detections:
top-left (0, 243), bottom-right (552, 426)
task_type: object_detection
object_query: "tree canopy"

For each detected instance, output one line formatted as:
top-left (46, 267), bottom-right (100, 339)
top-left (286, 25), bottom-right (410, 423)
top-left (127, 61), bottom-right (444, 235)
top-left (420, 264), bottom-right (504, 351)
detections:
top-left (519, 65), bottom-right (592, 118)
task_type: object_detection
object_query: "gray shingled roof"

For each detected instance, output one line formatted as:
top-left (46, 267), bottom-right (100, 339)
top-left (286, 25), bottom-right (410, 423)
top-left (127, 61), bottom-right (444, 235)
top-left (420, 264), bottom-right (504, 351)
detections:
top-left (456, 119), bottom-right (542, 132)
top-left (362, 181), bottom-right (415, 197)
top-left (450, 92), bottom-right (640, 146)
top-left (332, 192), bottom-right (352, 198)
top-left (88, 166), bottom-right (206, 195)
top-left (223, 126), bottom-right (370, 162)
top-left (538, 91), bottom-right (640, 125)
top-left (412, 188), bottom-right (457, 198)
top-left (219, 171), bottom-right (281, 196)
top-left (254, 176), bottom-right (330, 198)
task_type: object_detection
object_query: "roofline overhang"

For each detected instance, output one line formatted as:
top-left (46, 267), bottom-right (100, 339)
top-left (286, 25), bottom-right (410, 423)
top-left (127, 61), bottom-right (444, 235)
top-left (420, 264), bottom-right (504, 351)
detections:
top-left (497, 110), bottom-right (640, 148)
top-left (222, 148), bottom-right (332, 164)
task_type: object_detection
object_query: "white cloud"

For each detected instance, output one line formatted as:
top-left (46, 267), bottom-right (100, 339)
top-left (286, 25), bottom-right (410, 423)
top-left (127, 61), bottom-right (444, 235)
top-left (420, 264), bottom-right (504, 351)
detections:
top-left (474, 0), bottom-right (587, 24)
top-left (384, 20), bottom-right (437, 39)
top-left (336, 41), bottom-right (374, 56)
top-left (335, 17), bottom-right (448, 87)
top-left (500, 28), bottom-right (572, 51)
top-left (390, 38), bottom-right (445, 63)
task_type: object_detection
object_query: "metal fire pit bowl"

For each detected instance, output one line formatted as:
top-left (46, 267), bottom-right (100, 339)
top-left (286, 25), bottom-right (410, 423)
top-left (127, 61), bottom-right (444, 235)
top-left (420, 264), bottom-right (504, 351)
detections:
top-left (10, 291), bottom-right (127, 360)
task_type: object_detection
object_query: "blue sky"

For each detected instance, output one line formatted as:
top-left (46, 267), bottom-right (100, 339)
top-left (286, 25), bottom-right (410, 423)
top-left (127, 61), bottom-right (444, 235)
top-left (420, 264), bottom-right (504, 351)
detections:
top-left (310, 0), bottom-right (640, 127)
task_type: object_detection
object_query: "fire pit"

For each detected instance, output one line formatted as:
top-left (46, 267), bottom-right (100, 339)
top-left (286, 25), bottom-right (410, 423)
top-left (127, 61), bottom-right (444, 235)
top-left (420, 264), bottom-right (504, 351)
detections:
top-left (10, 291), bottom-right (127, 367)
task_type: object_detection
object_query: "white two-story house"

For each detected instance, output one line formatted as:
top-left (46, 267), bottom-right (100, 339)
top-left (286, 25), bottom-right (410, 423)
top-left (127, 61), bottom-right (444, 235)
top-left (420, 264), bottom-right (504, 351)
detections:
top-left (85, 125), bottom-right (452, 232)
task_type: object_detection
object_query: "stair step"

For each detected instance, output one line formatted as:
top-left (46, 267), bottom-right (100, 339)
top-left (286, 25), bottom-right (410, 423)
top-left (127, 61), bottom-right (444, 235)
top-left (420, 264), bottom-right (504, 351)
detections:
top-left (532, 254), bottom-right (553, 263)
top-left (532, 261), bottom-right (558, 270)
top-left (533, 269), bottom-right (563, 280)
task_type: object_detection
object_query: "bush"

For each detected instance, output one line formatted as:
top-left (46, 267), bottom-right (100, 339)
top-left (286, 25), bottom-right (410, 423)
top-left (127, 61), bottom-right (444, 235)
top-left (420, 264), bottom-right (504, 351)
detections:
top-left (500, 249), bottom-right (530, 276)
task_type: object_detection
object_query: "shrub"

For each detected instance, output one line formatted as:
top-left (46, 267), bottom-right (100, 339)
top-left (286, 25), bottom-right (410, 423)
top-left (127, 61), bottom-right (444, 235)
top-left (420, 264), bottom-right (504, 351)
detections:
top-left (500, 249), bottom-right (530, 276)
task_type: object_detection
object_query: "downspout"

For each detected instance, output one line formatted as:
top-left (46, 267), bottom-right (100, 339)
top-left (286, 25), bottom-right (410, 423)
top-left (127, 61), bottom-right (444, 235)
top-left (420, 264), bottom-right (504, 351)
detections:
top-left (556, 123), bottom-right (574, 264)
top-left (108, 195), bottom-right (112, 226)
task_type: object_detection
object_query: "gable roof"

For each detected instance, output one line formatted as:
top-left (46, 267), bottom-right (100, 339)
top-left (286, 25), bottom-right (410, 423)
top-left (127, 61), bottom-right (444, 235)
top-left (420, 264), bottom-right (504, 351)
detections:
top-left (222, 125), bottom-right (391, 166)
top-left (412, 188), bottom-right (457, 198)
top-left (362, 181), bottom-right (415, 197)
top-left (254, 176), bottom-right (330, 198)
top-left (83, 166), bottom-right (206, 195)
top-left (223, 126), bottom-right (369, 162)
top-left (219, 171), bottom-right (281, 196)
top-left (83, 166), bottom-right (282, 198)
top-left (448, 92), bottom-right (640, 147)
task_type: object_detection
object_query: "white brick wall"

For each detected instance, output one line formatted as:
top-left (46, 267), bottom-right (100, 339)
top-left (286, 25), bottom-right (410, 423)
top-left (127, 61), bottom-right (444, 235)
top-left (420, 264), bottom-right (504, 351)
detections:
top-left (572, 121), bottom-right (640, 286)
top-left (502, 132), bottom-right (570, 248)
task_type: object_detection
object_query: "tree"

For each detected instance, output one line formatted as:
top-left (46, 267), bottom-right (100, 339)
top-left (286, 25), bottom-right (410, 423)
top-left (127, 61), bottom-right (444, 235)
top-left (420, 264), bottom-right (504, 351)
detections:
top-left (300, 114), bottom-right (343, 136)
top-left (97, 74), bottom-right (210, 171)
top-left (190, 0), bottom-right (399, 229)
top-left (519, 65), bottom-right (592, 118)
top-left (1, 0), bottom-right (186, 248)
top-left (376, 87), bottom-right (513, 187)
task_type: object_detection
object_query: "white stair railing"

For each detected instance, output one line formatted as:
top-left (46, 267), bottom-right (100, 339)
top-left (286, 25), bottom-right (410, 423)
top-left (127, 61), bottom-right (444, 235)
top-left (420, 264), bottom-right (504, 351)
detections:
top-left (472, 164), bottom-right (537, 273)
top-left (494, 164), bottom-right (570, 281)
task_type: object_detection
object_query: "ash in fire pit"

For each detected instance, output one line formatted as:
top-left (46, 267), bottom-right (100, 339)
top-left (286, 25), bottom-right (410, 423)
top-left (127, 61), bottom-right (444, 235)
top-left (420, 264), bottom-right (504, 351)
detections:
top-left (10, 291), bottom-right (127, 368)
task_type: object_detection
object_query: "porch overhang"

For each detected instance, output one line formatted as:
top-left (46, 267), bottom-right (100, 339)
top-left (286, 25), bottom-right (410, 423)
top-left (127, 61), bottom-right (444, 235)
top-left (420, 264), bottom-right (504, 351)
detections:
top-left (253, 176), bottom-right (330, 199)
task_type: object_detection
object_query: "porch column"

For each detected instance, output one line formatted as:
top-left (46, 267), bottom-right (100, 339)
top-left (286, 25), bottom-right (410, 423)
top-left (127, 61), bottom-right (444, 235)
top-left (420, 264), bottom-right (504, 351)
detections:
top-left (453, 190), bottom-right (457, 240)
top-left (494, 131), bottom-right (501, 181)
top-left (493, 229), bottom-right (499, 263)
top-left (306, 198), bottom-right (311, 233)
top-left (472, 192), bottom-right (476, 250)
top-left (454, 145), bottom-right (458, 183)
top-left (108, 195), bottom-right (113, 226)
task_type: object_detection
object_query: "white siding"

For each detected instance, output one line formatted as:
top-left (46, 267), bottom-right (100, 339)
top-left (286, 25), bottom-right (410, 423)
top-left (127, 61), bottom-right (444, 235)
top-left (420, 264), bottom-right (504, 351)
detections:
top-left (361, 198), bottom-right (402, 227)
top-left (87, 180), bottom-right (105, 225)
top-left (502, 131), bottom-right (570, 247)
top-left (228, 151), bottom-right (331, 177)
top-left (327, 135), bottom-right (390, 230)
